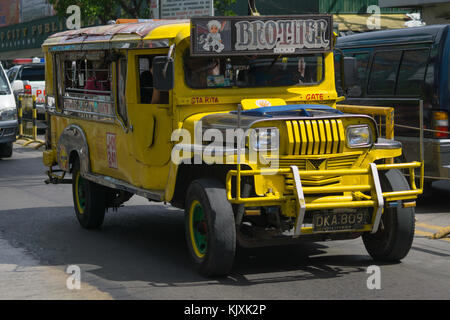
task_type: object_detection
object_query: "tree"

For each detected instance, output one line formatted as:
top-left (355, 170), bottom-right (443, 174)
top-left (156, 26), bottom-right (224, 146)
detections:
top-left (214, 0), bottom-right (237, 16)
top-left (48, 0), bottom-right (150, 25)
top-left (115, 0), bottom-right (149, 18)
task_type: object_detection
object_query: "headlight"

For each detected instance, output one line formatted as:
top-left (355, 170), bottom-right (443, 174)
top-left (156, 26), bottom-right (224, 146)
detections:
top-left (346, 125), bottom-right (372, 148)
top-left (0, 108), bottom-right (18, 121)
top-left (249, 127), bottom-right (279, 151)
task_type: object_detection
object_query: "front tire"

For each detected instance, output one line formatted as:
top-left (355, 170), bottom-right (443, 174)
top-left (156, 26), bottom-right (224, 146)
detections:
top-left (363, 169), bottom-right (415, 262)
top-left (72, 160), bottom-right (106, 229)
top-left (0, 142), bottom-right (13, 158)
top-left (185, 179), bottom-right (236, 277)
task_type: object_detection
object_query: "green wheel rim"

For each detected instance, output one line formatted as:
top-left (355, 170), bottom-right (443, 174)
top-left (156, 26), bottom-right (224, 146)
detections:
top-left (75, 172), bottom-right (86, 214)
top-left (189, 200), bottom-right (207, 258)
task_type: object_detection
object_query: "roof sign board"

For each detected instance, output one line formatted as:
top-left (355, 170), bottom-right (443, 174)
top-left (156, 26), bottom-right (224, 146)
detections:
top-left (190, 15), bottom-right (333, 57)
top-left (161, 0), bottom-right (214, 19)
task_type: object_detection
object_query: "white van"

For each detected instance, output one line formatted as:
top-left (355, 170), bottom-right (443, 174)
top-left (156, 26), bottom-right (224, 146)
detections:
top-left (0, 62), bottom-right (18, 158)
top-left (8, 61), bottom-right (46, 117)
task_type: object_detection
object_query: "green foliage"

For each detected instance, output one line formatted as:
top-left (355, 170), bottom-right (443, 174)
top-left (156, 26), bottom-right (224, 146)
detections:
top-left (214, 0), bottom-right (237, 16)
top-left (48, 0), bottom-right (149, 24)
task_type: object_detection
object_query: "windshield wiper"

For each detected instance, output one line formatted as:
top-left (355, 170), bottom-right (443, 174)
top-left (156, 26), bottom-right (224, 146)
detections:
top-left (266, 55), bottom-right (281, 73)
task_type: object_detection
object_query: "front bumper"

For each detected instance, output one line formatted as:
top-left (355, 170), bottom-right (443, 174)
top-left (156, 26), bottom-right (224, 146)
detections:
top-left (226, 161), bottom-right (423, 237)
top-left (0, 120), bottom-right (18, 143)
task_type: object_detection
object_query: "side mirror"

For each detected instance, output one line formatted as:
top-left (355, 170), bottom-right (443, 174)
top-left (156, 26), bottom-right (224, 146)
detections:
top-left (11, 80), bottom-right (23, 93)
top-left (152, 56), bottom-right (174, 91)
top-left (342, 56), bottom-right (358, 89)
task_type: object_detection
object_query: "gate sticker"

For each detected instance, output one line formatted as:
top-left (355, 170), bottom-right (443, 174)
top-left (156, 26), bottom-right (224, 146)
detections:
top-left (106, 133), bottom-right (118, 169)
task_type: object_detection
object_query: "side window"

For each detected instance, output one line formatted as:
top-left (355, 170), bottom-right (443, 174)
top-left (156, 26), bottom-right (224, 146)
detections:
top-left (54, 54), bottom-right (64, 110)
top-left (117, 57), bottom-right (128, 124)
top-left (138, 55), bottom-right (169, 105)
top-left (348, 52), bottom-right (369, 97)
top-left (368, 51), bottom-right (402, 96)
top-left (138, 56), bottom-right (153, 104)
top-left (20, 66), bottom-right (45, 81)
top-left (396, 49), bottom-right (429, 96)
top-left (60, 52), bottom-right (115, 119)
top-left (64, 58), bottom-right (112, 96)
top-left (7, 68), bottom-right (17, 83)
top-left (334, 52), bottom-right (344, 96)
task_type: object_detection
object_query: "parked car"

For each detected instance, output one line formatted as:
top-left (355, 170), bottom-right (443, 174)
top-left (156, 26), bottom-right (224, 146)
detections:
top-left (0, 62), bottom-right (18, 158)
top-left (335, 24), bottom-right (450, 189)
top-left (7, 60), bottom-right (46, 118)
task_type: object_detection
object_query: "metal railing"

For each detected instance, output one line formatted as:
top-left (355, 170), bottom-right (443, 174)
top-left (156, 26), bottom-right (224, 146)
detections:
top-left (16, 94), bottom-right (45, 149)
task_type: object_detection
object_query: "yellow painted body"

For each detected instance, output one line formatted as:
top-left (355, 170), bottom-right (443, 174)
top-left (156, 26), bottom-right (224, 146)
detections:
top-left (42, 20), bottom-right (423, 235)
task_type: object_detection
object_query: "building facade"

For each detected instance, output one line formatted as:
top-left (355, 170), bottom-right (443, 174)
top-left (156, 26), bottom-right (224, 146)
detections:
top-left (0, 0), bottom-right (417, 62)
top-left (380, 0), bottom-right (450, 24)
top-left (229, 0), bottom-right (413, 34)
top-left (0, 0), bottom-right (62, 61)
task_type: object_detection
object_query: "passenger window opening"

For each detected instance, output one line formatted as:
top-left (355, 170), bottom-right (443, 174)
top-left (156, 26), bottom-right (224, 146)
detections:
top-left (56, 51), bottom-right (115, 120)
top-left (64, 59), bottom-right (112, 96)
top-left (138, 55), bottom-right (169, 105)
top-left (117, 57), bottom-right (128, 125)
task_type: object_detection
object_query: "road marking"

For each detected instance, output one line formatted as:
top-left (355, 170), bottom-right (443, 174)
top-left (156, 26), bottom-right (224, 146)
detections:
top-left (416, 222), bottom-right (444, 231)
top-left (415, 229), bottom-right (450, 242)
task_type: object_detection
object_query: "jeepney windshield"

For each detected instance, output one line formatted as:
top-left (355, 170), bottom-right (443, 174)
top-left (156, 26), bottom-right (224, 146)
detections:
top-left (184, 53), bottom-right (324, 89)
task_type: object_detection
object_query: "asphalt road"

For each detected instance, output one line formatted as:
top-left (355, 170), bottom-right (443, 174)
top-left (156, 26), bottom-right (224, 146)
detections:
top-left (0, 144), bottom-right (449, 300)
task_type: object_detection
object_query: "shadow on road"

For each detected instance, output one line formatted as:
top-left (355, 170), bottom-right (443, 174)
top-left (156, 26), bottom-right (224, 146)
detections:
top-left (0, 203), bottom-right (385, 296)
top-left (0, 149), bottom-right (46, 181)
top-left (416, 181), bottom-right (450, 214)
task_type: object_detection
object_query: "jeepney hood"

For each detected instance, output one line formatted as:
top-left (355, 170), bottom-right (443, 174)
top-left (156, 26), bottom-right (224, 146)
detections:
top-left (197, 104), bottom-right (352, 130)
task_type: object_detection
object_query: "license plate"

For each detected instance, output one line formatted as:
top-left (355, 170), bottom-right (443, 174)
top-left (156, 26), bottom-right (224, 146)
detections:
top-left (313, 211), bottom-right (371, 232)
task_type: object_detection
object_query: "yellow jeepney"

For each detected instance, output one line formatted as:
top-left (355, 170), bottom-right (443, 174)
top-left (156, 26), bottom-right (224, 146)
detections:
top-left (42, 16), bottom-right (423, 276)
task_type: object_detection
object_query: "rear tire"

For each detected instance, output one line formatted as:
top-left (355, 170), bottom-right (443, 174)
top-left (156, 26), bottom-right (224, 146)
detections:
top-left (72, 159), bottom-right (106, 229)
top-left (0, 142), bottom-right (13, 158)
top-left (363, 169), bottom-right (415, 262)
top-left (185, 179), bottom-right (236, 277)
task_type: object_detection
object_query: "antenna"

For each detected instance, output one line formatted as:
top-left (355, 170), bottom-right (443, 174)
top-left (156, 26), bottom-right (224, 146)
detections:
top-left (247, 0), bottom-right (260, 16)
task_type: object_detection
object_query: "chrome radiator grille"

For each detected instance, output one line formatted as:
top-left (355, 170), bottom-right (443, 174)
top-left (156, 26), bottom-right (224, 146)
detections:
top-left (285, 119), bottom-right (345, 155)
top-left (267, 153), bottom-right (361, 171)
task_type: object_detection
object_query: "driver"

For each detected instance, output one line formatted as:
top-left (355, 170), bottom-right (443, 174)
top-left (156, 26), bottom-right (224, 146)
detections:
top-left (185, 57), bottom-right (220, 88)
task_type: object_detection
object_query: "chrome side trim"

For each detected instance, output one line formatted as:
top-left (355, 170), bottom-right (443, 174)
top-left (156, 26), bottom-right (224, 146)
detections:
top-left (373, 138), bottom-right (402, 149)
top-left (370, 163), bottom-right (384, 234)
top-left (291, 165), bottom-right (307, 237)
top-left (57, 125), bottom-right (91, 173)
top-left (82, 172), bottom-right (164, 202)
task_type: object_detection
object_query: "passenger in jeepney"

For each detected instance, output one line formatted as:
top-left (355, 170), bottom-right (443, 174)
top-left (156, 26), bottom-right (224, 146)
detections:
top-left (293, 56), bottom-right (315, 85)
top-left (150, 64), bottom-right (169, 104)
top-left (84, 60), bottom-right (111, 96)
top-left (139, 56), bottom-right (169, 104)
top-left (294, 57), bottom-right (307, 84)
top-left (184, 56), bottom-right (221, 88)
